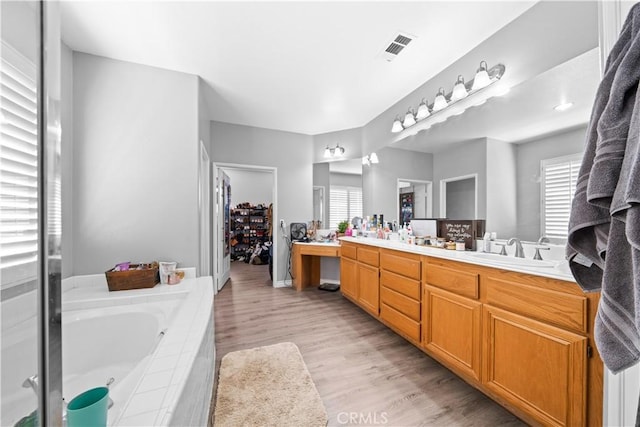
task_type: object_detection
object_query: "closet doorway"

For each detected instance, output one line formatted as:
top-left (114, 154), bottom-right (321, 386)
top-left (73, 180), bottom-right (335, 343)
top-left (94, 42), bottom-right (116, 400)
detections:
top-left (213, 163), bottom-right (277, 291)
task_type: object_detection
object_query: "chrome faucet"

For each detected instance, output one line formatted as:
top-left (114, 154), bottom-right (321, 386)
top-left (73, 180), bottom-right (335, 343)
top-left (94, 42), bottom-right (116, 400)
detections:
top-left (537, 236), bottom-right (550, 245)
top-left (507, 238), bottom-right (525, 258)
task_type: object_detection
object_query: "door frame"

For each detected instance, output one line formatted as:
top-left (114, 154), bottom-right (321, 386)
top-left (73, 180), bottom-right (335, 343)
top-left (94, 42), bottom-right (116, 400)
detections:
top-left (198, 141), bottom-right (211, 278)
top-left (397, 178), bottom-right (433, 222)
top-left (439, 173), bottom-right (478, 219)
top-left (213, 162), bottom-right (278, 290)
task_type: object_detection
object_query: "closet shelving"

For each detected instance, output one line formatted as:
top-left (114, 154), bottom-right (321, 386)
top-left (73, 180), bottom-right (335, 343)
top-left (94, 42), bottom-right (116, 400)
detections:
top-left (231, 205), bottom-right (267, 260)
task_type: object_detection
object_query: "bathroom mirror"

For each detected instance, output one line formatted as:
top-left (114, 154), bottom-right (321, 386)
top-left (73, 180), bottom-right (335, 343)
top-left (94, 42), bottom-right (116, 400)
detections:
top-left (313, 159), bottom-right (362, 229)
top-left (313, 2), bottom-right (600, 241)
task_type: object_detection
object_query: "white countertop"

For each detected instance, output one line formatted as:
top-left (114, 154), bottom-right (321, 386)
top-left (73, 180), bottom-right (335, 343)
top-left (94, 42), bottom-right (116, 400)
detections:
top-left (339, 236), bottom-right (576, 283)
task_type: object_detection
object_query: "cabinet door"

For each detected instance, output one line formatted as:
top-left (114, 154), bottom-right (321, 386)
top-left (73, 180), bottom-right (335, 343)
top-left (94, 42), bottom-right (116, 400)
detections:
top-left (423, 285), bottom-right (481, 381)
top-left (483, 305), bottom-right (586, 426)
top-left (358, 263), bottom-right (379, 316)
top-left (340, 257), bottom-right (358, 300)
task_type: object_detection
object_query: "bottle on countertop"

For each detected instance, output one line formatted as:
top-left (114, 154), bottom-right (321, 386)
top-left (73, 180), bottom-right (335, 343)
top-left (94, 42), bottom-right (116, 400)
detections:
top-left (483, 232), bottom-right (491, 253)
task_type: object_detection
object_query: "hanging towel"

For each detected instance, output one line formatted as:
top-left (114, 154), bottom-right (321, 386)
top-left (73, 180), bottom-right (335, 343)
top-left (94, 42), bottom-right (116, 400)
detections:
top-left (567, 2), bottom-right (640, 375)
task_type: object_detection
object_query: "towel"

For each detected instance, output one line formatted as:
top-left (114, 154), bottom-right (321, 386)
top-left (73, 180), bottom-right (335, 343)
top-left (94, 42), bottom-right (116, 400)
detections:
top-left (567, 2), bottom-right (640, 374)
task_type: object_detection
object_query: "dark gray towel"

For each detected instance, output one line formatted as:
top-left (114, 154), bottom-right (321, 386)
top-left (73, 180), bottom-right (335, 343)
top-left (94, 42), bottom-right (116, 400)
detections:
top-left (567, 2), bottom-right (640, 376)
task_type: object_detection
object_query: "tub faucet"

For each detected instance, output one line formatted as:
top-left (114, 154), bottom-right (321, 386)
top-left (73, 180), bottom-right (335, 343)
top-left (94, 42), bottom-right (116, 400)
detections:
top-left (507, 238), bottom-right (525, 258)
top-left (22, 375), bottom-right (38, 395)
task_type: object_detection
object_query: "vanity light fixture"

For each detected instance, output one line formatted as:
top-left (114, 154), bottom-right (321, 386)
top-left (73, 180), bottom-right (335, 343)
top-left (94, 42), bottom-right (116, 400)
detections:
top-left (391, 116), bottom-right (404, 133)
top-left (402, 108), bottom-right (417, 128)
top-left (362, 152), bottom-right (380, 166)
top-left (450, 75), bottom-right (468, 101)
top-left (554, 102), bottom-right (574, 112)
top-left (432, 88), bottom-right (448, 112)
top-left (390, 61), bottom-right (506, 138)
top-left (416, 98), bottom-right (430, 120)
top-left (324, 144), bottom-right (345, 159)
top-left (471, 61), bottom-right (491, 91)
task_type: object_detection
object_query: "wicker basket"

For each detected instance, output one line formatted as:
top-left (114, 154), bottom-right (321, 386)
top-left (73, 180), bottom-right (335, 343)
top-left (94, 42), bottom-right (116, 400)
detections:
top-left (105, 263), bottom-right (159, 291)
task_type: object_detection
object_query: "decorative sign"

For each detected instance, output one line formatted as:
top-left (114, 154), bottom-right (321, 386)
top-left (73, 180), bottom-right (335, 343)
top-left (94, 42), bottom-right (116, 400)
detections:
top-left (437, 219), bottom-right (485, 250)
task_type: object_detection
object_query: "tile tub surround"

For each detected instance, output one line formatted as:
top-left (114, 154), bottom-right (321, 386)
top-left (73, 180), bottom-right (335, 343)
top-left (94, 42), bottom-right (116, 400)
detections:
top-left (61, 270), bottom-right (214, 426)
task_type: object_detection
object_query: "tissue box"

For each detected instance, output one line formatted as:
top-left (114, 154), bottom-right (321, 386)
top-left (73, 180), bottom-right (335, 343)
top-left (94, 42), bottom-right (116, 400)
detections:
top-left (105, 263), bottom-right (159, 291)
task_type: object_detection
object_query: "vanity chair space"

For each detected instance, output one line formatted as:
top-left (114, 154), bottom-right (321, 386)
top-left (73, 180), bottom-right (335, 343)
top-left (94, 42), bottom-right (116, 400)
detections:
top-left (339, 237), bottom-right (602, 427)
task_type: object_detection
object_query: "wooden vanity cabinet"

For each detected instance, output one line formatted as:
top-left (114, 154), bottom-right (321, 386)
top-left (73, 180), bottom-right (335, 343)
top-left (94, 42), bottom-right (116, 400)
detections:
top-left (339, 242), bottom-right (380, 316)
top-left (339, 241), bottom-right (602, 427)
top-left (339, 242), bottom-right (358, 301)
top-left (379, 249), bottom-right (422, 344)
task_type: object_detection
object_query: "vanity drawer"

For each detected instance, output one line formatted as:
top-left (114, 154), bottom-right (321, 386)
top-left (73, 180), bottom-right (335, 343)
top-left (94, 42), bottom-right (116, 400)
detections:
top-left (380, 302), bottom-right (421, 343)
top-left (380, 249), bottom-right (421, 280)
top-left (380, 286), bottom-right (420, 321)
top-left (296, 244), bottom-right (339, 257)
top-left (423, 262), bottom-right (479, 300)
top-left (357, 247), bottom-right (379, 267)
top-left (341, 243), bottom-right (357, 260)
top-left (380, 270), bottom-right (420, 301)
top-left (485, 276), bottom-right (588, 333)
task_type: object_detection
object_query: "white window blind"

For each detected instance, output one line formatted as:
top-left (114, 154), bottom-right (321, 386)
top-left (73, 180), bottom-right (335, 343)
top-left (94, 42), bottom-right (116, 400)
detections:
top-left (1, 43), bottom-right (39, 289)
top-left (329, 186), bottom-right (362, 229)
top-left (541, 153), bottom-right (582, 241)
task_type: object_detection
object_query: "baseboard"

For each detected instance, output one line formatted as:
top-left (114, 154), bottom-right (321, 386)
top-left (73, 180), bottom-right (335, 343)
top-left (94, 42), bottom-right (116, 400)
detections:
top-left (274, 280), bottom-right (292, 288)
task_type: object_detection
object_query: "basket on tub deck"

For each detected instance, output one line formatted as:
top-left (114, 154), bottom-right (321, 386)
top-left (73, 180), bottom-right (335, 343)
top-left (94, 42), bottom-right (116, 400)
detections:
top-left (105, 262), bottom-right (159, 291)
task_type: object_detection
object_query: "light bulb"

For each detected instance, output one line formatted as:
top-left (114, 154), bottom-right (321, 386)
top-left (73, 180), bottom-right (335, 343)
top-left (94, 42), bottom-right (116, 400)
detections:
top-left (416, 99), bottom-right (430, 120)
top-left (324, 146), bottom-right (331, 158)
top-left (432, 88), bottom-right (448, 112)
top-left (451, 75), bottom-right (468, 101)
top-left (391, 116), bottom-right (403, 133)
top-left (370, 152), bottom-right (379, 164)
top-left (335, 145), bottom-right (345, 156)
top-left (403, 108), bottom-right (416, 128)
top-left (471, 61), bottom-right (491, 91)
top-left (362, 156), bottom-right (369, 165)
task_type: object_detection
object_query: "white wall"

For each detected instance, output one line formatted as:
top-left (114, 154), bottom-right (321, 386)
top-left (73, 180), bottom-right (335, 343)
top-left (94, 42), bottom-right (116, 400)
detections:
top-left (210, 121), bottom-right (313, 284)
top-left (223, 169), bottom-right (273, 207)
top-left (72, 53), bottom-right (200, 274)
top-left (515, 126), bottom-right (586, 241)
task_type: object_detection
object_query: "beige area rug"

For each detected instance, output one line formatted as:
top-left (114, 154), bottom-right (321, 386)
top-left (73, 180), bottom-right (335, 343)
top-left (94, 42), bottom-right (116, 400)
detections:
top-left (213, 342), bottom-right (328, 427)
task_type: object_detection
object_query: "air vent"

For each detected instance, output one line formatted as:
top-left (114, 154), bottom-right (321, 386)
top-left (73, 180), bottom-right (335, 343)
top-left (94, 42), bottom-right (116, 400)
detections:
top-left (379, 32), bottom-right (415, 62)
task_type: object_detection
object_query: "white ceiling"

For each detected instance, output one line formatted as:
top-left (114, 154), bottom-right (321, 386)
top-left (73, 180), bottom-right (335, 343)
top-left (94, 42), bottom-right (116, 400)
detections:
top-left (60, 1), bottom-right (537, 136)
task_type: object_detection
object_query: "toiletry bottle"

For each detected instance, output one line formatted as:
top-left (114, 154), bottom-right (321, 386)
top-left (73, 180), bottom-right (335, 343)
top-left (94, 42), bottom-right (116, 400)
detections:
top-left (483, 232), bottom-right (491, 253)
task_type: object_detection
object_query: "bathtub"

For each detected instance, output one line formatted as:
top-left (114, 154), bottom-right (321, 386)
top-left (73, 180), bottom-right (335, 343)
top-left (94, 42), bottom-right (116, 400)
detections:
top-left (0, 270), bottom-right (215, 427)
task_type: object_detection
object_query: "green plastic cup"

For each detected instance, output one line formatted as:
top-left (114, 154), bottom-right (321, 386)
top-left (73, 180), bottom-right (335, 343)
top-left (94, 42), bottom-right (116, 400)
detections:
top-left (66, 386), bottom-right (109, 427)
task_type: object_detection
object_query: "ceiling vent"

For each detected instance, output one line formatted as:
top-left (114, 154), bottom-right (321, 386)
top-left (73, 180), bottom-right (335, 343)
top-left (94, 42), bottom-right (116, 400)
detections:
top-left (379, 32), bottom-right (415, 62)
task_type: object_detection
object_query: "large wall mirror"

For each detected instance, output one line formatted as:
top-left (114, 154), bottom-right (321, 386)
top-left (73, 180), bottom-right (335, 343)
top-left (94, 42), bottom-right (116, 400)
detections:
top-left (313, 158), bottom-right (362, 230)
top-left (362, 2), bottom-right (599, 242)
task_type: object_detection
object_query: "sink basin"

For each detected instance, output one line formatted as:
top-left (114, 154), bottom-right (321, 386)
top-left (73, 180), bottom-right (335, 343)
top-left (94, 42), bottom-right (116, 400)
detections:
top-left (466, 252), bottom-right (557, 268)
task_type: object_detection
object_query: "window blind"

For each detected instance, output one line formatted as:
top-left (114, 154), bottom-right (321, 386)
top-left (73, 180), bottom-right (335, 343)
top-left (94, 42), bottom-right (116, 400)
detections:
top-left (541, 153), bottom-right (582, 241)
top-left (1, 44), bottom-right (39, 289)
top-left (329, 186), bottom-right (362, 229)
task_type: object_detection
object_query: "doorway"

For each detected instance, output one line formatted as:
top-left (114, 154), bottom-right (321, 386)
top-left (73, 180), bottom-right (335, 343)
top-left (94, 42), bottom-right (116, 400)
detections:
top-left (397, 179), bottom-right (433, 222)
top-left (439, 174), bottom-right (478, 219)
top-left (213, 163), bottom-right (277, 291)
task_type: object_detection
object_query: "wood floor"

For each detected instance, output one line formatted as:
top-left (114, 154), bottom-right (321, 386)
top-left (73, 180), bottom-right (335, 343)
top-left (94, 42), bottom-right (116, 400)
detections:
top-left (211, 261), bottom-right (526, 427)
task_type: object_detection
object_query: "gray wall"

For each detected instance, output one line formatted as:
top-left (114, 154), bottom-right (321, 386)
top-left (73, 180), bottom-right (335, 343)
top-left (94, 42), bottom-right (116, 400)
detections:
top-left (331, 172), bottom-right (361, 188)
top-left (223, 169), bottom-right (273, 206)
top-left (72, 53), bottom-right (200, 275)
top-left (433, 139), bottom-right (487, 220)
top-left (312, 163), bottom-right (330, 225)
top-left (486, 139), bottom-right (517, 238)
top-left (446, 178), bottom-right (476, 220)
top-left (516, 126), bottom-right (586, 241)
top-left (210, 121), bottom-right (313, 284)
top-left (363, 147), bottom-right (433, 222)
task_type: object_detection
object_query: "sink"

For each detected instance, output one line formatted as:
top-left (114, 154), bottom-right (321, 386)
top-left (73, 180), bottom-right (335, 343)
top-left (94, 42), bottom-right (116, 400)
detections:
top-left (466, 252), bottom-right (557, 268)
